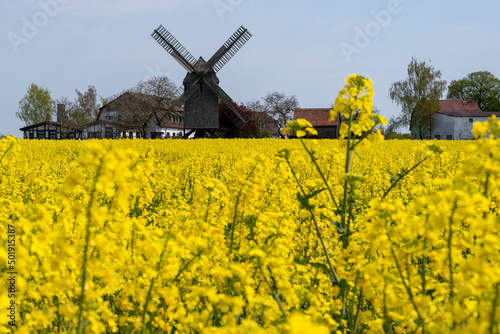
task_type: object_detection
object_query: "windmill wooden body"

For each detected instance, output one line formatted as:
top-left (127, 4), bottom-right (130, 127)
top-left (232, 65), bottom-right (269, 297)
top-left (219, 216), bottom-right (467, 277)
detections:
top-left (151, 25), bottom-right (252, 137)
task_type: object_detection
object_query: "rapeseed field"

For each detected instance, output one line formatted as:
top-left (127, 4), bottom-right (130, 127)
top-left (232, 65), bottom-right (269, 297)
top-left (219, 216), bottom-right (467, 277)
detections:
top-left (1, 75), bottom-right (499, 333)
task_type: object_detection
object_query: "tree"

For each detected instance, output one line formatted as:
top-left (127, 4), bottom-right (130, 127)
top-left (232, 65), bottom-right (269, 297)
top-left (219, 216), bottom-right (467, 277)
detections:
top-left (383, 116), bottom-right (405, 139)
top-left (17, 83), bottom-right (53, 126)
top-left (389, 58), bottom-right (447, 139)
top-left (112, 75), bottom-right (178, 138)
top-left (55, 86), bottom-right (104, 125)
top-left (52, 86), bottom-right (103, 139)
top-left (74, 85), bottom-right (101, 122)
top-left (52, 96), bottom-right (77, 139)
top-left (249, 92), bottom-right (299, 138)
top-left (447, 71), bottom-right (500, 111)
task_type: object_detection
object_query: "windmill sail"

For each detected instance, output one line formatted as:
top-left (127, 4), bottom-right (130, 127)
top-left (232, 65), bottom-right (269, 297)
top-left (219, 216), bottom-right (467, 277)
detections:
top-left (151, 26), bottom-right (197, 72)
top-left (207, 26), bottom-right (252, 73)
top-left (203, 80), bottom-right (250, 129)
top-left (151, 24), bottom-right (252, 132)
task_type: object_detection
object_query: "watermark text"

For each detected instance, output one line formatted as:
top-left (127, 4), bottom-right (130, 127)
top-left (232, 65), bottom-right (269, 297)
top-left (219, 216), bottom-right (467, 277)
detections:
top-left (213, 0), bottom-right (243, 21)
top-left (7, 0), bottom-right (70, 54)
top-left (6, 224), bottom-right (16, 327)
top-left (340, 0), bottom-right (407, 63)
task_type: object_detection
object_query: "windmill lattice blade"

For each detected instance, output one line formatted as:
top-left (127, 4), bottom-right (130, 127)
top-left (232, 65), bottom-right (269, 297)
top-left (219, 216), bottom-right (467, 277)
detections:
top-left (207, 26), bottom-right (252, 73)
top-left (203, 80), bottom-right (249, 128)
top-left (152, 25), bottom-right (197, 72)
top-left (172, 84), bottom-right (184, 99)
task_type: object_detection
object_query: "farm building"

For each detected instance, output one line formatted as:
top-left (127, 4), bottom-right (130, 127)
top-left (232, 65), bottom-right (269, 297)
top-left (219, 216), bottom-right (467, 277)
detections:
top-left (252, 111), bottom-right (280, 138)
top-left (20, 121), bottom-right (82, 140)
top-left (20, 92), bottom-right (187, 140)
top-left (19, 92), bottom-right (285, 140)
top-left (90, 92), bottom-right (185, 139)
top-left (410, 99), bottom-right (500, 140)
top-left (293, 108), bottom-right (340, 139)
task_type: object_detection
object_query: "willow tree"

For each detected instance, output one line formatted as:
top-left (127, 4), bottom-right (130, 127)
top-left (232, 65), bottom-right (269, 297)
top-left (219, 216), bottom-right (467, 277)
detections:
top-left (389, 58), bottom-right (447, 139)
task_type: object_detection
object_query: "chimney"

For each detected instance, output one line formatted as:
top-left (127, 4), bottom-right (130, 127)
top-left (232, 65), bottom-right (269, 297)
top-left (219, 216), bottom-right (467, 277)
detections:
top-left (57, 104), bottom-right (65, 122)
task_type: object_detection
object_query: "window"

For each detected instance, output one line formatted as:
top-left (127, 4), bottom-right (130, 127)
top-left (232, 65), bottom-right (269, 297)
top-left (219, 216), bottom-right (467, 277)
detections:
top-left (434, 135), bottom-right (440, 139)
top-left (447, 135), bottom-right (453, 140)
top-left (105, 127), bottom-right (113, 139)
top-left (106, 115), bottom-right (113, 121)
top-left (178, 132), bottom-right (183, 137)
top-left (136, 131), bottom-right (141, 139)
top-left (49, 130), bottom-right (57, 140)
top-left (150, 132), bottom-right (162, 139)
top-left (469, 118), bottom-right (473, 123)
top-left (29, 131), bottom-right (34, 139)
top-left (68, 133), bottom-right (75, 139)
top-left (37, 131), bottom-right (45, 139)
top-left (89, 132), bottom-right (101, 139)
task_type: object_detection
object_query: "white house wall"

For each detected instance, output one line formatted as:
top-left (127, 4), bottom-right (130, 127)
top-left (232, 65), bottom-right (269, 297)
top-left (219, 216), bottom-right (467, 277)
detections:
top-left (147, 118), bottom-right (184, 138)
top-left (453, 117), bottom-right (474, 140)
top-left (431, 113), bottom-right (491, 140)
top-left (430, 113), bottom-right (454, 139)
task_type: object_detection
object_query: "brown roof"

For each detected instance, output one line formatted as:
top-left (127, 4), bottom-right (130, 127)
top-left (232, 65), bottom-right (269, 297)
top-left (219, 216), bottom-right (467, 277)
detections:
top-left (156, 108), bottom-right (184, 128)
top-left (252, 112), bottom-right (279, 136)
top-left (438, 99), bottom-right (482, 112)
top-left (253, 111), bottom-right (275, 123)
top-left (293, 108), bottom-right (339, 126)
top-left (439, 99), bottom-right (482, 112)
top-left (436, 99), bottom-right (500, 117)
top-left (438, 111), bottom-right (500, 117)
top-left (101, 92), bottom-right (184, 129)
top-left (20, 120), bottom-right (84, 131)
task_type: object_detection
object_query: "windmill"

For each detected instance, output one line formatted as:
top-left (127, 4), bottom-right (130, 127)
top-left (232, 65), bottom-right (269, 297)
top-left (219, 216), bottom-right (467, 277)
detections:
top-left (151, 25), bottom-right (252, 137)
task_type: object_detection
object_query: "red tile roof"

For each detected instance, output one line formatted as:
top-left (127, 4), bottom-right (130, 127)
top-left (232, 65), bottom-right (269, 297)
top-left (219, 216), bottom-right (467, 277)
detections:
top-left (437, 99), bottom-right (500, 117)
top-left (293, 108), bottom-right (339, 126)
top-left (438, 99), bottom-right (482, 113)
top-left (439, 111), bottom-right (500, 117)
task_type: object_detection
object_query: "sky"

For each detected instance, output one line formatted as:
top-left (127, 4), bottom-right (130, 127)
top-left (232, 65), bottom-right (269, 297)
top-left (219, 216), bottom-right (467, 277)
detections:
top-left (2, 0), bottom-right (500, 137)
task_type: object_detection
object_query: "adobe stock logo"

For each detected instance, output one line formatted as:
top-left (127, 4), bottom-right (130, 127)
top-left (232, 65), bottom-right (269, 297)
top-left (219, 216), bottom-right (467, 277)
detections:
top-left (213, 0), bottom-right (243, 21)
top-left (7, 0), bottom-right (70, 54)
top-left (143, 64), bottom-right (171, 82)
top-left (339, 0), bottom-right (405, 63)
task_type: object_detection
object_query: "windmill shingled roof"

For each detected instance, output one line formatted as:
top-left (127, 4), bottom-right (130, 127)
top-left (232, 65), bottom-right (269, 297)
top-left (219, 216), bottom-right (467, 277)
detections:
top-left (293, 108), bottom-right (339, 126)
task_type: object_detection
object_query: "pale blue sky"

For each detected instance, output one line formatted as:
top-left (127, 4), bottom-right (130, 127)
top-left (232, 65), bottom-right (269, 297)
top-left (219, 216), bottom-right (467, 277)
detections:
top-left (1, 0), bottom-right (499, 137)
